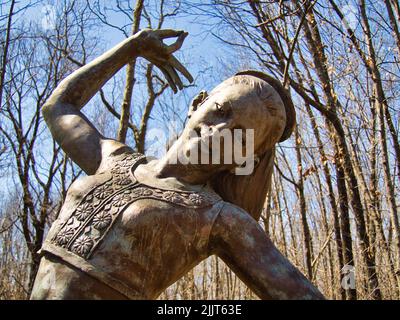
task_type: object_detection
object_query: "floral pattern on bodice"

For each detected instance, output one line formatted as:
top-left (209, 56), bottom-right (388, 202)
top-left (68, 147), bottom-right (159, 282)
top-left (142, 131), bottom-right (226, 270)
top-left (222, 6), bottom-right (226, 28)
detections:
top-left (51, 152), bottom-right (221, 259)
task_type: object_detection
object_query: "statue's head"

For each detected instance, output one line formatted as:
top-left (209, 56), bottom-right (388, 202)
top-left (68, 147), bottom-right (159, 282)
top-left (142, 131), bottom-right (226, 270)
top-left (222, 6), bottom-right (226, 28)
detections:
top-left (178, 71), bottom-right (295, 175)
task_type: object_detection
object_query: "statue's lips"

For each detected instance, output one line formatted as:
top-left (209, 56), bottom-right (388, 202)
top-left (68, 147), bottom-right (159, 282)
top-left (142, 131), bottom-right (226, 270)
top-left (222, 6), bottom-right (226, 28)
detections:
top-left (188, 136), bottom-right (218, 151)
top-left (185, 136), bottom-right (239, 166)
top-left (185, 136), bottom-right (222, 162)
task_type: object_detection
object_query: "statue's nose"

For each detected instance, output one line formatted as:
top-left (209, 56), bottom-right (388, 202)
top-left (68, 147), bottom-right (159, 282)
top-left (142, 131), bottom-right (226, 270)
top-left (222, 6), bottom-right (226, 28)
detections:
top-left (213, 122), bottom-right (231, 131)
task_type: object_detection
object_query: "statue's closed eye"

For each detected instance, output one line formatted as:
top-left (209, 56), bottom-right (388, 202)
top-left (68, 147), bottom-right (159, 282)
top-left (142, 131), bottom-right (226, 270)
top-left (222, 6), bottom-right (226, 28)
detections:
top-left (215, 102), bottom-right (227, 116)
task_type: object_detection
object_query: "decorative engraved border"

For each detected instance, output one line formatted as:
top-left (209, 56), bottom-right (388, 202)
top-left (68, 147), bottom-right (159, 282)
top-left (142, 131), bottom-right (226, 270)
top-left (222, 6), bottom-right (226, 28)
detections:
top-left (51, 152), bottom-right (221, 260)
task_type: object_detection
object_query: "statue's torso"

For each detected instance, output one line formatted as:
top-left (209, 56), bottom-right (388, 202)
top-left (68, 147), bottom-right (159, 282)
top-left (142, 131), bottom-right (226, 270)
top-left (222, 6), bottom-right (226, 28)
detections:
top-left (39, 151), bottom-right (223, 299)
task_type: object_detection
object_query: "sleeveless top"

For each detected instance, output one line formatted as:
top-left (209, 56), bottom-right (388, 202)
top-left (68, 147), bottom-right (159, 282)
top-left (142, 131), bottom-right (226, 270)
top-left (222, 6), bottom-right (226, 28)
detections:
top-left (40, 151), bottom-right (224, 299)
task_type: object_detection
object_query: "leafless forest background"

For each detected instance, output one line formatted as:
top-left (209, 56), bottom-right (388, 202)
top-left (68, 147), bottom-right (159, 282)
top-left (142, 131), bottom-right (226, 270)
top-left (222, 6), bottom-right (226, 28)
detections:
top-left (0, 0), bottom-right (399, 300)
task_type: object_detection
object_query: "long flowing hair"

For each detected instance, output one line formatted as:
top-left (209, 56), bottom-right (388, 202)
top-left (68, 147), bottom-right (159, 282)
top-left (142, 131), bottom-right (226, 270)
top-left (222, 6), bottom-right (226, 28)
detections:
top-left (210, 147), bottom-right (276, 220)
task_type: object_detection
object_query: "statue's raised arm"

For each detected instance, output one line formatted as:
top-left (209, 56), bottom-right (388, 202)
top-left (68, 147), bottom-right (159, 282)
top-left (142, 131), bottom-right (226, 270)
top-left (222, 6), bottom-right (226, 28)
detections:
top-left (42, 29), bottom-right (193, 174)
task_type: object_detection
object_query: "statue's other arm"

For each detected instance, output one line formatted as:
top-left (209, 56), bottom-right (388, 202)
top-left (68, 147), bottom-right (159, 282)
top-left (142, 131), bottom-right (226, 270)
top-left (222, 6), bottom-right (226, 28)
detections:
top-left (210, 203), bottom-right (325, 300)
top-left (42, 29), bottom-right (192, 174)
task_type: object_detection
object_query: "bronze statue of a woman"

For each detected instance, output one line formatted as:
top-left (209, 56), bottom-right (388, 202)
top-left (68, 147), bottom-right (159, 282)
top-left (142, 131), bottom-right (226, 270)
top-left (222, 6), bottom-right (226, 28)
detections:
top-left (30, 29), bottom-right (324, 300)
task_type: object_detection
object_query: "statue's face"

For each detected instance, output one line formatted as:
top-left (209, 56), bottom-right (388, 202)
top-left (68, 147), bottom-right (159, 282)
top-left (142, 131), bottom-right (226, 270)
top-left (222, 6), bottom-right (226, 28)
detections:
top-left (180, 76), bottom-right (286, 170)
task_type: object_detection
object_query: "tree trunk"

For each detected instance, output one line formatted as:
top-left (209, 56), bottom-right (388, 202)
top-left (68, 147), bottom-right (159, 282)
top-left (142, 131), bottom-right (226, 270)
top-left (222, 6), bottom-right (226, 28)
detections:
top-left (384, 0), bottom-right (400, 56)
top-left (0, 0), bottom-right (15, 108)
top-left (305, 102), bottom-right (346, 300)
top-left (358, 0), bottom-right (400, 292)
top-left (294, 126), bottom-right (314, 280)
top-left (300, 7), bottom-right (381, 299)
top-left (117, 0), bottom-right (144, 143)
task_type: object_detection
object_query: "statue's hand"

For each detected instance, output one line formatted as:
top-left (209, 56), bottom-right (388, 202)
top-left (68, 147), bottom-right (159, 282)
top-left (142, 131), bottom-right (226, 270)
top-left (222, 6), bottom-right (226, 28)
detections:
top-left (135, 29), bottom-right (194, 93)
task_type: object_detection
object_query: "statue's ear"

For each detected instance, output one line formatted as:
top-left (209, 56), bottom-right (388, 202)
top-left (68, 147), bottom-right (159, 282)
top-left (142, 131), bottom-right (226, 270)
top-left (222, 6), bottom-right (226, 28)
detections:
top-left (187, 90), bottom-right (208, 119)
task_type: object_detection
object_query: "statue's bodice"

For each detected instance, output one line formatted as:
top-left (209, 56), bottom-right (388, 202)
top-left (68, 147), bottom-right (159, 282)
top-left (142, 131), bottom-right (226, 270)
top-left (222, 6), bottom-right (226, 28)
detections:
top-left (40, 151), bottom-right (223, 299)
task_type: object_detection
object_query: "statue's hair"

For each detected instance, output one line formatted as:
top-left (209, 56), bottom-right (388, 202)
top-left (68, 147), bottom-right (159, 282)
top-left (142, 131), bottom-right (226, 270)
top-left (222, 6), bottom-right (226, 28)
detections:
top-left (210, 71), bottom-right (296, 220)
top-left (210, 147), bottom-right (275, 220)
top-left (235, 70), bottom-right (296, 142)
top-left (213, 75), bottom-right (274, 102)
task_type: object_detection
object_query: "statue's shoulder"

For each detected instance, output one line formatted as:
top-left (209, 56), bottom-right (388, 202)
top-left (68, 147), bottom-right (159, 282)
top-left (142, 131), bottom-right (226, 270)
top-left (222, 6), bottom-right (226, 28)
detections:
top-left (217, 201), bottom-right (255, 222)
top-left (209, 201), bottom-right (259, 244)
top-left (96, 140), bottom-right (147, 174)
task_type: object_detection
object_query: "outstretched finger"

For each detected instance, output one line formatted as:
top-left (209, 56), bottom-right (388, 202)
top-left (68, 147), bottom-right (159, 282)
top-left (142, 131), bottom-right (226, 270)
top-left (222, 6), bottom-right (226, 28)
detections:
top-left (165, 65), bottom-right (183, 90)
top-left (169, 56), bottom-right (194, 83)
top-left (165, 32), bottom-right (188, 54)
top-left (155, 29), bottom-right (184, 39)
top-left (159, 66), bottom-right (177, 93)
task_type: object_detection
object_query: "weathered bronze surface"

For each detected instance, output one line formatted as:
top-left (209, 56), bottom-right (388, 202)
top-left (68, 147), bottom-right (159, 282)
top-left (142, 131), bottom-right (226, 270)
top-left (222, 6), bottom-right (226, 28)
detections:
top-left (30, 29), bottom-right (325, 300)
